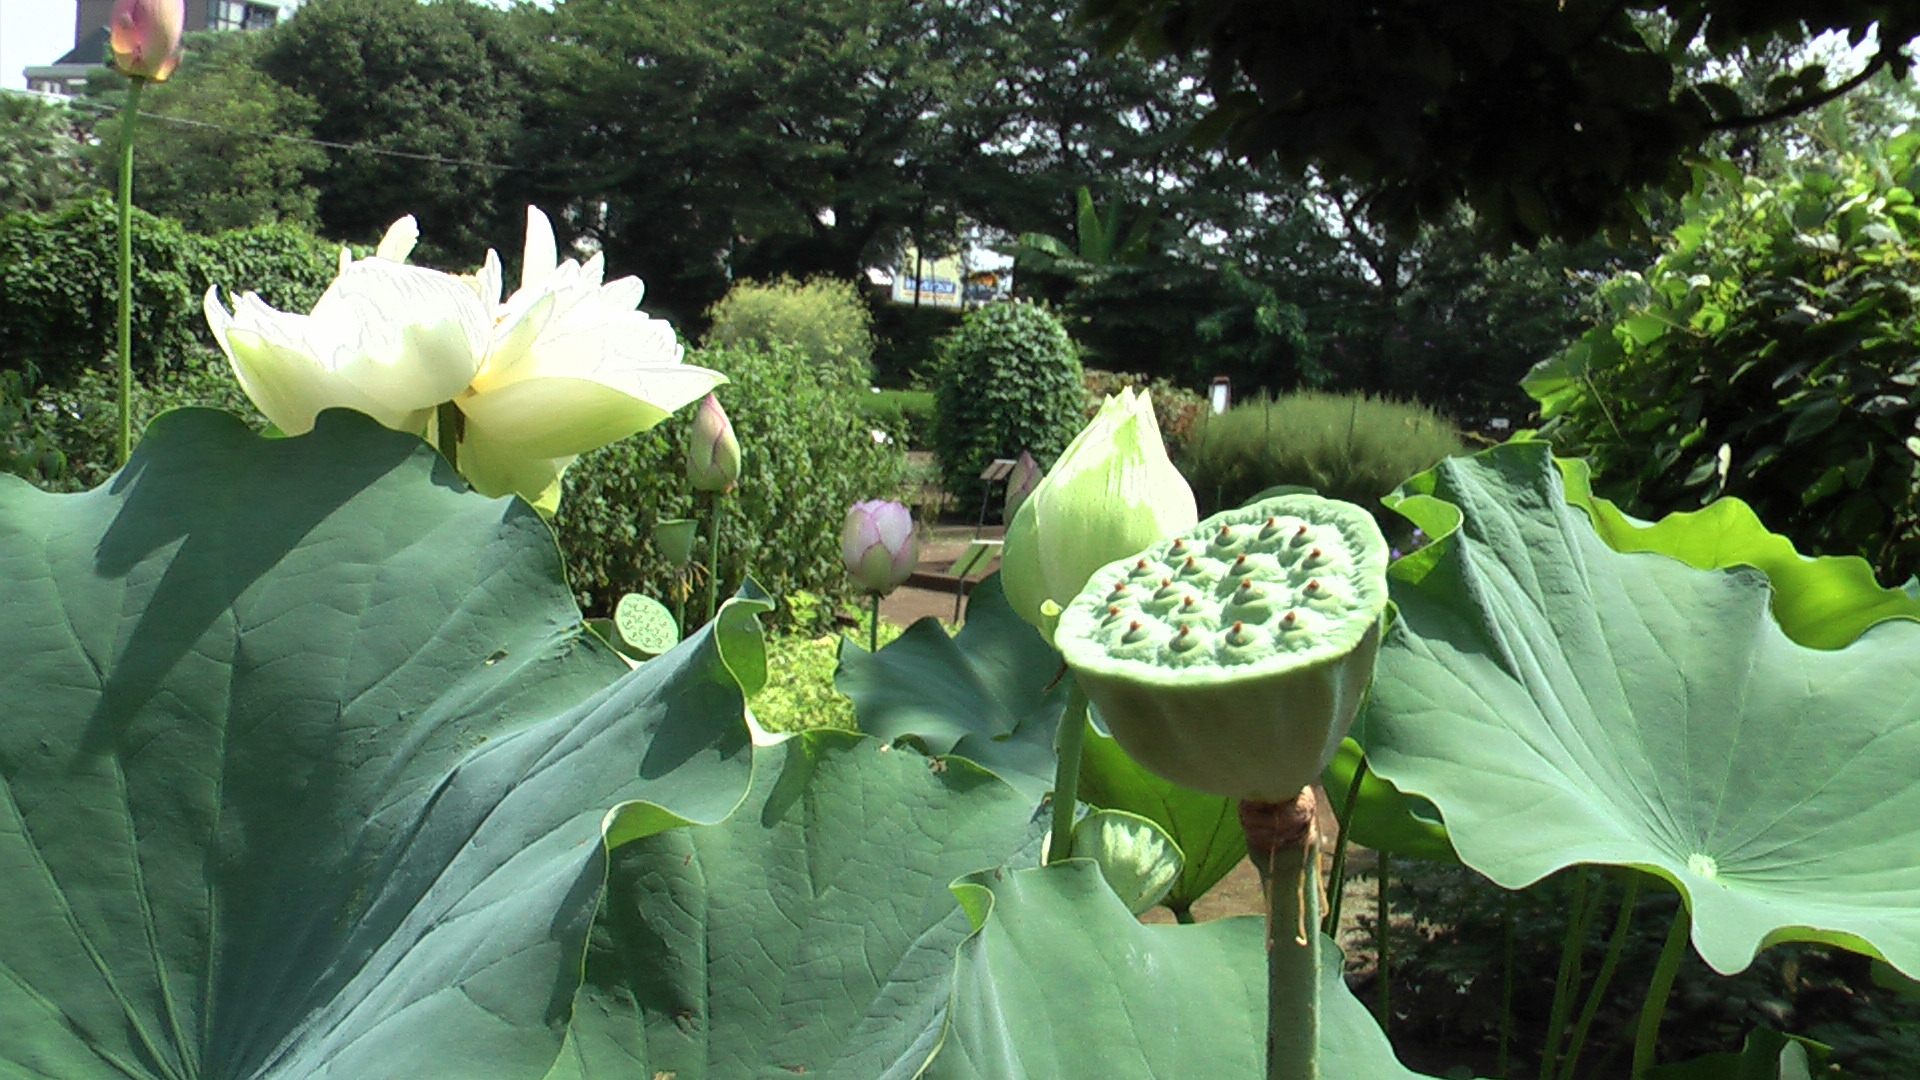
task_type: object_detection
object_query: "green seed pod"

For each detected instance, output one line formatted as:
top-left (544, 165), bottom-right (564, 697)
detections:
top-left (1055, 494), bottom-right (1390, 802)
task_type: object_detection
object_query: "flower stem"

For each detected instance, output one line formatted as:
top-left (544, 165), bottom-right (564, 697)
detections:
top-left (1541, 869), bottom-right (1599, 1080)
top-left (1375, 851), bottom-right (1391, 1031)
top-left (1322, 752), bottom-right (1368, 937)
top-left (115, 80), bottom-right (145, 466)
top-left (704, 493), bottom-right (726, 626)
top-left (1243, 792), bottom-right (1321, 1079)
top-left (1632, 899), bottom-right (1692, 1077)
top-left (435, 401), bottom-right (460, 472)
top-left (1498, 892), bottom-right (1515, 1078)
top-left (869, 593), bottom-right (881, 653)
top-left (1045, 679), bottom-right (1089, 864)
top-left (1560, 873), bottom-right (1641, 1080)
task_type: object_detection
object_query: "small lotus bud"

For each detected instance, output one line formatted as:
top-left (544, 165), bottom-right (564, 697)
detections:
top-left (686, 393), bottom-right (741, 493)
top-left (840, 500), bottom-right (920, 596)
top-left (110, 0), bottom-right (185, 82)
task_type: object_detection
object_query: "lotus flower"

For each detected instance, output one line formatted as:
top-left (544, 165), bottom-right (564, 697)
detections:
top-left (206, 209), bottom-right (725, 507)
top-left (449, 208), bottom-right (725, 504)
top-left (1000, 388), bottom-right (1197, 639)
top-left (686, 393), bottom-right (741, 493)
top-left (203, 217), bottom-right (492, 437)
top-left (842, 500), bottom-right (920, 596)
top-left (109, 0), bottom-right (184, 82)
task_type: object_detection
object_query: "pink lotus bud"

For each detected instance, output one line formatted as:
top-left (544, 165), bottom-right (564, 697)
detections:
top-left (110, 0), bottom-right (185, 82)
top-left (686, 393), bottom-right (741, 493)
top-left (841, 500), bottom-right (920, 596)
top-left (1003, 449), bottom-right (1041, 522)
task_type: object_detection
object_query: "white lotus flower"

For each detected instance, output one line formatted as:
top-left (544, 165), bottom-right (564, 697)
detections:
top-left (204, 216), bottom-right (491, 437)
top-left (205, 209), bottom-right (724, 508)
top-left (440, 207), bottom-right (725, 504)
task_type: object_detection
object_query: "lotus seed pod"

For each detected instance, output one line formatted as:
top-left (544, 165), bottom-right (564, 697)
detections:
top-left (1055, 494), bottom-right (1390, 802)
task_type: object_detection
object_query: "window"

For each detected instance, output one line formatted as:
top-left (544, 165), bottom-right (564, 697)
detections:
top-left (208, 1), bottom-right (278, 31)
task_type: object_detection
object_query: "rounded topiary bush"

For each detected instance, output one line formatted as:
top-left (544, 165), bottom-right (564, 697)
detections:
top-left (930, 301), bottom-right (1085, 510)
top-left (1181, 391), bottom-right (1464, 531)
top-left (557, 342), bottom-right (907, 622)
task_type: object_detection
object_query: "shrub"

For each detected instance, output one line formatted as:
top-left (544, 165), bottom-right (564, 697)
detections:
top-left (870, 302), bottom-right (960, 388)
top-left (0, 198), bottom-right (337, 385)
top-left (1082, 369), bottom-right (1207, 449)
top-left (703, 276), bottom-right (875, 390)
top-left (1527, 134), bottom-right (1920, 584)
top-left (1180, 391), bottom-right (1465, 528)
top-left (929, 302), bottom-right (1085, 508)
top-left (3, 354), bottom-right (257, 492)
top-left (555, 342), bottom-right (908, 621)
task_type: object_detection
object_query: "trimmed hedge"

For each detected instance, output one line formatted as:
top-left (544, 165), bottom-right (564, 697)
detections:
top-left (929, 302), bottom-right (1085, 509)
top-left (1180, 391), bottom-right (1464, 531)
top-left (704, 276), bottom-right (875, 390)
top-left (0, 197), bottom-right (337, 384)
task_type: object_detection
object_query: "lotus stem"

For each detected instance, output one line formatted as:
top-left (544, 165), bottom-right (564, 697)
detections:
top-left (1632, 899), bottom-right (1691, 1077)
top-left (1045, 680), bottom-right (1089, 863)
top-left (115, 80), bottom-right (145, 466)
top-left (704, 492), bottom-right (726, 626)
top-left (1498, 892), bottom-right (1515, 1078)
top-left (1541, 869), bottom-right (1599, 1079)
top-left (1171, 904), bottom-right (1196, 925)
top-left (1375, 851), bottom-right (1391, 1031)
top-left (1243, 790), bottom-right (1320, 1080)
top-left (869, 593), bottom-right (881, 653)
top-left (435, 401), bottom-right (460, 472)
top-left (1322, 753), bottom-right (1368, 937)
top-left (1560, 873), bottom-right (1641, 1080)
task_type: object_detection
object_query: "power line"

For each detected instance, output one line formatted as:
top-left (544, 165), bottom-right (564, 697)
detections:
top-left (2, 84), bottom-right (530, 172)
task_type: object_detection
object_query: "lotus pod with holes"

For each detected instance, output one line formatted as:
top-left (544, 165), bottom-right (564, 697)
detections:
top-left (1056, 495), bottom-right (1391, 802)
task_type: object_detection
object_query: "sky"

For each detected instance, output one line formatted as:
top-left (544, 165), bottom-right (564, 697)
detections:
top-left (0, 1), bottom-right (78, 91)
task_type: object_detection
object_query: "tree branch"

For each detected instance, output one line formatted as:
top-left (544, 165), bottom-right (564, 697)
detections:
top-left (1705, 48), bottom-right (1893, 133)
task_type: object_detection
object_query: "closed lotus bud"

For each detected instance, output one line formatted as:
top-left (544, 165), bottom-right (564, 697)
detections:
top-left (1001, 388), bottom-right (1197, 640)
top-left (1054, 494), bottom-right (1390, 802)
top-left (109, 0), bottom-right (185, 82)
top-left (687, 393), bottom-right (741, 493)
top-left (1003, 449), bottom-right (1041, 523)
top-left (841, 500), bottom-right (920, 596)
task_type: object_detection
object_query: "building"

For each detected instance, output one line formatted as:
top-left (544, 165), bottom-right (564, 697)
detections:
top-left (24, 0), bottom-right (298, 95)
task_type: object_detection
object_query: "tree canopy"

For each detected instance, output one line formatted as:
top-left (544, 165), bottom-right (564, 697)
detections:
top-left (1079, 0), bottom-right (1920, 246)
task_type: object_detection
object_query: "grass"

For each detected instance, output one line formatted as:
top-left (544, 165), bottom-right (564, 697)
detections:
top-left (753, 604), bottom-right (907, 734)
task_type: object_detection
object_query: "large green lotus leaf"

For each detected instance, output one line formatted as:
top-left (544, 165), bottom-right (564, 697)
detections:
top-left (1553, 456), bottom-right (1920, 649)
top-left (1644, 1029), bottom-right (1827, 1079)
top-left (1363, 442), bottom-right (1920, 976)
top-left (929, 861), bottom-right (1439, 1078)
top-left (836, 574), bottom-right (1066, 799)
top-left (0, 408), bottom-right (757, 1079)
top-left (545, 730), bottom-right (1046, 1079)
top-left (1322, 739), bottom-right (1455, 863)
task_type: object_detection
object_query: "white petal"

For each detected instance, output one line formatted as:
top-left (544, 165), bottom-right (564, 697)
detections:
top-left (598, 274), bottom-right (646, 312)
top-left (454, 422), bottom-right (574, 502)
top-left (459, 363), bottom-right (724, 459)
top-left (375, 215), bottom-right (420, 262)
top-left (521, 206), bottom-right (557, 294)
top-left (310, 261), bottom-right (490, 407)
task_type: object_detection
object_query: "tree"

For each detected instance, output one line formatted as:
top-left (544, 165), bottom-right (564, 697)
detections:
top-left (1079, 0), bottom-right (1919, 247)
top-left (84, 31), bottom-right (326, 234)
top-left (255, 0), bottom-right (544, 263)
top-left (0, 94), bottom-right (93, 217)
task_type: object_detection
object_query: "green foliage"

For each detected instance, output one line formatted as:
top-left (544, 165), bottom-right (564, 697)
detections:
top-left (857, 388), bottom-right (936, 448)
top-left (753, 606), bottom-right (906, 735)
top-left (1180, 391), bottom-right (1464, 520)
top-left (555, 343), bottom-right (908, 619)
top-left (1081, 368), bottom-right (1206, 448)
top-left (1, 353), bottom-right (255, 491)
top-left (0, 197), bottom-right (336, 384)
top-left (84, 31), bottom-right (326, 233)
top-left (1080, 0), bottom-right (1919, 247)
top-left (870, 303), bottom-right (960, 387)
top-left (256, 0), bottom-right (542, 261)
top-left (929, 302), bottom-right (1085, 507)
top-left (0, 408), bottom-right (757, 1078)
top-left (0, 93), bottom-right (91, 217)
top-left (702, 275), bottom-right (875, 389)
top-left (1528, 135), bottom-right (1920, 584)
